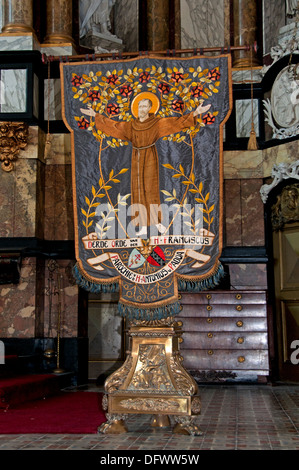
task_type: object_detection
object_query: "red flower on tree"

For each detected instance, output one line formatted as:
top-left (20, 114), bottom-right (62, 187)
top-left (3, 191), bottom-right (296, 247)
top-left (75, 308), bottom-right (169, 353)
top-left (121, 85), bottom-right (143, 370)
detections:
top-left (78, 117), bottom-right (89, 129)
top-left (106, 74), bottom-right (119, 85)
top-left (158, 82), bottom-right (170, 94)
top-left (202, 113), bottom-right (216, 125)
top-left (120, 84), bottom-right (133, 97)
top-left (107, 103), bottom-right (120, 115)
top-left (208, 68), bottom-right (220, 81)
top-left (191, 85), bottom-right (204, 98)
top-left (139, 72), bottom-right (150, 83)
top-left (172, 99), bottom-right (184, 112)
top-left (171, 71), bottom-right (184, 83)
top-left (72, 74), bottom-right (83, 86)
top-left (88, 90), bottom-right (101, 101)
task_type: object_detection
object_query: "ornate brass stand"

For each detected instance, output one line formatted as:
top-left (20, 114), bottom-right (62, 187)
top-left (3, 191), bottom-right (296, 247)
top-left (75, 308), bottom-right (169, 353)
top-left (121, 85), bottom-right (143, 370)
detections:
top-left (98, 318), bottom-right (202, 436)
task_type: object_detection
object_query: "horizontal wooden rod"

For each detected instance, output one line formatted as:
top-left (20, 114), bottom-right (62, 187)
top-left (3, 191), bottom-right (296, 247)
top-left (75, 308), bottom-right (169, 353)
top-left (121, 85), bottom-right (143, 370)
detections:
top-left (42, 43), bottom-right (257, 63)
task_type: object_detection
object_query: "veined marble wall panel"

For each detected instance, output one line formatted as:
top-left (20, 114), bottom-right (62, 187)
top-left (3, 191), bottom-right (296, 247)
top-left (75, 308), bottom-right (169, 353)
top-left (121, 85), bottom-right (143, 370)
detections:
top-left (44, 163), bottom-right (74, 240)
top-left (0, 258), bottom-right (37, 338)
top-left (0, 169), bottom-right (15, 236)
top-left (229, 264), bottom-right (268, 290)
top-left (224, 179), bottom-right (264, 246)
top-left (240, 179), bottom-right (264, 246)
top-left (263, 0), bottom-right (285, 56)
top-left (181, 0), bottom-right (225, 49)
top-left (224, 149), bottom-right (264, 179)
top-left (13, 158), bottom-right (38, 237)
top-left (224, 179), bottom-right (242, 246)
top-left (44, 134), bottom-right (73, 240)
top-left (224, 140), bottom-right (299, 180)
top-left (114, 0), bottom-right (138, 52)
top-left (235, 98), bottom-right (259, 138)
top-left (44, 79), bottom-right (62, 121)
top-left (44, 134), bottom-right (72, 165)
top-left (0, 69), bottom-right (27, 113)
top-left (0, 33), bottom-right (39, 51)
top-left (0, 162), bottom-right (37, 237)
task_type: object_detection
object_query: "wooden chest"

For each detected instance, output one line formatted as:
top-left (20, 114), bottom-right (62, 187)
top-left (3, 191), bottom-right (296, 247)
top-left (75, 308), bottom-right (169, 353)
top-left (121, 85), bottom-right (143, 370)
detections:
top-left (178, 290), bottom-right (270, 382)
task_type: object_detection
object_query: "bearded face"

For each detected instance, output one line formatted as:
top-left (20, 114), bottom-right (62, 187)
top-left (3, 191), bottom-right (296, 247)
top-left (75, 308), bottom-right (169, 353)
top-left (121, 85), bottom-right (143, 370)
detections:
top-left (138, 99), bottom-right (152, 121)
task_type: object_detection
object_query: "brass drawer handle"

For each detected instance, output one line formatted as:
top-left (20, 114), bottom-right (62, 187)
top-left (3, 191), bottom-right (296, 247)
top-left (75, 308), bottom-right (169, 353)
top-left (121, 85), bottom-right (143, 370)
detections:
top-left (206, 294), bottom-right (212, 300)
top-left (207, 332), bottom-right (213, 338)
top-left (207, 318), bottom-right (213, 323)
top-left (237, 337), bottom-right (244, 344)
top-left (236, 293), bottom-right (242, 300)
top-left (236, 320), bottom-right (243, 327)
top-left (238, 356), bottom-right (245, 363)
top-left (207, 305), bottom-right (212, 311)
top-left (208, 350), bottom-right (214, 355)
top-left (236, 305), bottom-right (243, 311)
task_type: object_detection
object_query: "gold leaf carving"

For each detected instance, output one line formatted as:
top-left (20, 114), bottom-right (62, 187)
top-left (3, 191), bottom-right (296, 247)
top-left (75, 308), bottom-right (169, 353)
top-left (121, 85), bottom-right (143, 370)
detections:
top-left (0, 122), bottom-right (29, 172)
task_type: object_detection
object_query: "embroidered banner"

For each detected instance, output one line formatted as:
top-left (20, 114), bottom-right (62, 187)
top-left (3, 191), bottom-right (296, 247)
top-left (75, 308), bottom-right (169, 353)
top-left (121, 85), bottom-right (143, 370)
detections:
top-left (60, 55), bottom-right (232, 320)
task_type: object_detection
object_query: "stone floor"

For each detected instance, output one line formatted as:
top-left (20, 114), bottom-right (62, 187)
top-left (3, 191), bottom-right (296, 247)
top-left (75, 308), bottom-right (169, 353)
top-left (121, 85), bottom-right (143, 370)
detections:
top-left (0, 383), bottom-right (298, 451)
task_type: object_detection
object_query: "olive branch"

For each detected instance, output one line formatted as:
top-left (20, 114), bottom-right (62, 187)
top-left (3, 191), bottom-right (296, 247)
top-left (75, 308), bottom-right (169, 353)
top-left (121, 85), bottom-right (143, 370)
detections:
top-left (162, 163), bottom-right (214, 228)
top-left (81, 167), bottom-right (129, 233)
top-left (95, 194), bottom-right (130, 239)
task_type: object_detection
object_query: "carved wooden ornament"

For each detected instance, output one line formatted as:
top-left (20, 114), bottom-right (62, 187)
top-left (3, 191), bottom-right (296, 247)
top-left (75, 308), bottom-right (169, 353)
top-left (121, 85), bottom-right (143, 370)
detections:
top-left (0, 122), bottom-right (29, 172)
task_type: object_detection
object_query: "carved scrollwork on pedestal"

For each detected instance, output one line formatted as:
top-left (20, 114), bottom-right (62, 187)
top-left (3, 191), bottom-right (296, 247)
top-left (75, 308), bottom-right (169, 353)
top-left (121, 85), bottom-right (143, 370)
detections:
top-left (0, 122), bottom-right (29, 172)
top-left (105, 354), bottom-right (133, 393)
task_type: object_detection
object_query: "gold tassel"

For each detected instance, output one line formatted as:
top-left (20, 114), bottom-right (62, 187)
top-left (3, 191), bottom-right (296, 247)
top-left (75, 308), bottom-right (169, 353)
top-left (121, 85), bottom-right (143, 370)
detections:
top-left (247, 46), bottom-right (258, 150)
top-left (44, 134), bottom-right (52, 159)
top-left (247, 123), bottom-right (258, 150)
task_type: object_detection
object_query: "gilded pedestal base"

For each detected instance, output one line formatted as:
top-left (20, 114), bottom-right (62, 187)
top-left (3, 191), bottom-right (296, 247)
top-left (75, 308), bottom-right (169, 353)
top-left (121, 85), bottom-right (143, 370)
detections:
top-left (98, 319), bottom-right (202, 436)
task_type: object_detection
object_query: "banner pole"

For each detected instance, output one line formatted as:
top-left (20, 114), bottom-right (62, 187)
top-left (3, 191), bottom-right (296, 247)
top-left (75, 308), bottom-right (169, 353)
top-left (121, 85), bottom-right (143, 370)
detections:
top-left (42, 44), bottom-right (254, 63)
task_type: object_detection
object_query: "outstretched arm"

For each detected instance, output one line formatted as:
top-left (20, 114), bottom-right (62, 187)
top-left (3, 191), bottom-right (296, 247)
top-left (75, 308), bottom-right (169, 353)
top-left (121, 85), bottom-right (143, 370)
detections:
top-left (80, 107), bottom-right (132, 141)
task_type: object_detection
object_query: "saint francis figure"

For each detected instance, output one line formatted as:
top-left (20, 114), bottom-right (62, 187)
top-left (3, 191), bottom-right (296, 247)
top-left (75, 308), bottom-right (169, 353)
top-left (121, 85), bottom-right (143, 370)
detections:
top-left (81, 93), bottom-right (210, 235)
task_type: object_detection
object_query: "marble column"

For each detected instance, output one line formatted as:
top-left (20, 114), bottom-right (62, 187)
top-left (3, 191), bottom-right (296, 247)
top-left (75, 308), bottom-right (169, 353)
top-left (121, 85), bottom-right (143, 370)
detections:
top-left (147, 0), bottom-right (170, 51)
top-left (233, 0), bottom-right (259, 67)
top-left (44, 0), bottom-right (74, 45)
top-left (2, 0), bottom-right (34, 34)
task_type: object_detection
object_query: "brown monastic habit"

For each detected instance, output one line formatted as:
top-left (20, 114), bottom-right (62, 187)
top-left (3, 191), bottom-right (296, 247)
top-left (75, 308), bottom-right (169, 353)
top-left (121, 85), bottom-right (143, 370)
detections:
top-left (95, 112), bottom-right (196, 226)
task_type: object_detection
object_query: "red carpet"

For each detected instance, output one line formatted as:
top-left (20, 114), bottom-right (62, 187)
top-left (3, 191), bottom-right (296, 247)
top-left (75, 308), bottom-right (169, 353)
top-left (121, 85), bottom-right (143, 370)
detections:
top-left (0, 391), bottom-right (106, 434)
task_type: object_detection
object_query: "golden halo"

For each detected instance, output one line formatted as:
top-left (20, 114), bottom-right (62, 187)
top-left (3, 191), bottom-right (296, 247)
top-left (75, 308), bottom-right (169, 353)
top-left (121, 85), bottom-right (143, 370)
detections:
top-left (131, 92), bottom-right (160, 118)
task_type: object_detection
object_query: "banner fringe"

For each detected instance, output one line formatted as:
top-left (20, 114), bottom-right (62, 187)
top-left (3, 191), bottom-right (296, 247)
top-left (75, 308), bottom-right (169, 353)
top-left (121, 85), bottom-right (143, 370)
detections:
top-left (72, 262), bottom-right (225, 319)
top-left (118, 300), bottom-right (181, 321)
top-left (72, 263), bottom-right (119, 293)
top-left (178, 262), bottom-right (225, 292)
